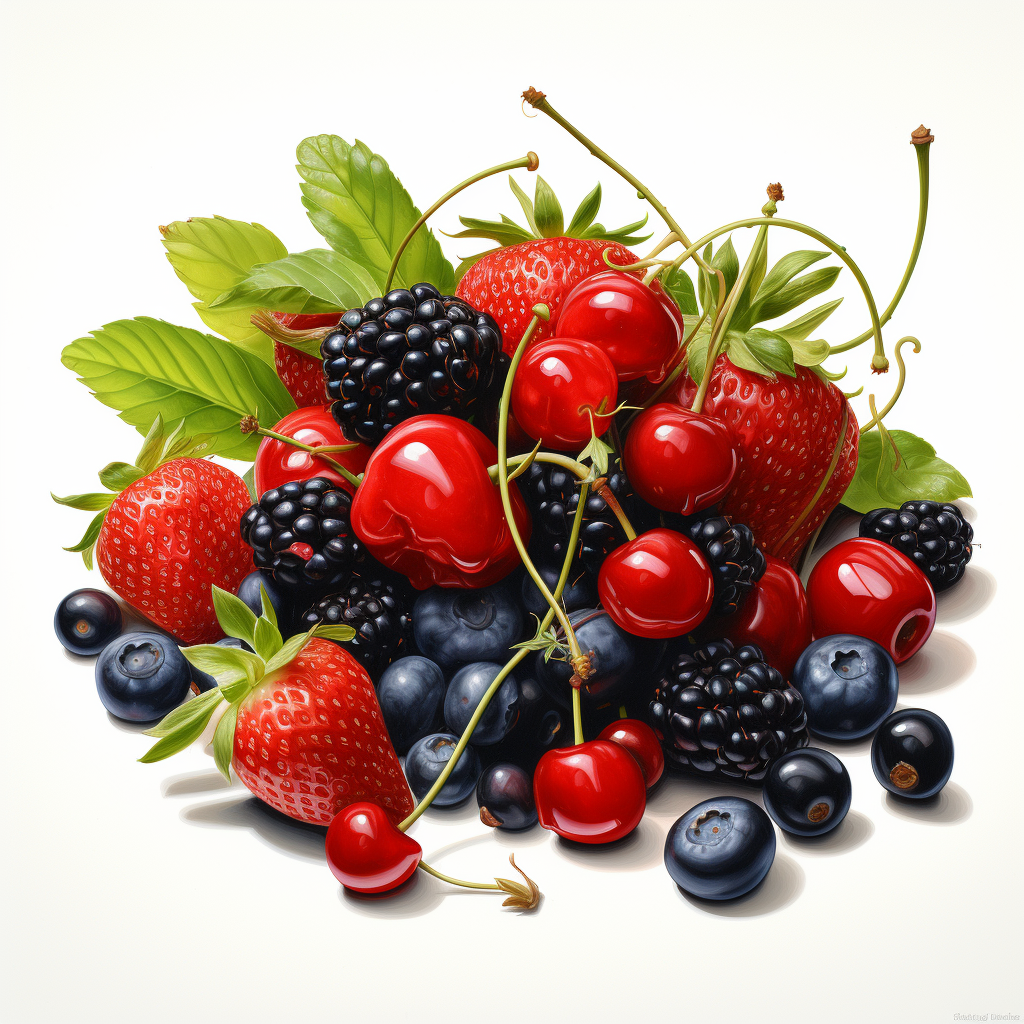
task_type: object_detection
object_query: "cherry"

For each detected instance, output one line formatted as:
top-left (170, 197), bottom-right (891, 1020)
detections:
top-left (722, 555), bottom-right (811, 678)
top-left (253, 405), bottom-right (370, 496)
top-left (350, 415), bottom-right (532, 589)
top-left (533, 740), bottom-right (646, 844)
top-left (511, 338), bottom-right (618, 451)
top-left (597, 528), bottom-right (714, 639)
top-left (555, 271), bottom-right (682, 383)
top-left (325, 801), bottom-right (422, 894)
top-left (597, 719), bottom-right (665, 788)
top-left (624, 403), bottom-right (737, 515)
top-left (806, 538), bottom-right (936, 665)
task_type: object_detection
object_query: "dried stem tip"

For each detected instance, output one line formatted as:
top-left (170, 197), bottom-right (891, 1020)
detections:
top-left (911, 125), bottom-right (934, 145)
top-left (766, 182), bottom-right (785, 203)
top-left (522, 87), bottom-right (546, 107)
top-left (495, 855), bottom-right (541, 910)
top-left (240, 414), bottom-right (260, 435)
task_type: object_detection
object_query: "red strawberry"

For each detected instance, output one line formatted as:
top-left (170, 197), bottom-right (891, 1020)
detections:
top-left (253, 311), bottom-right (341, 406)
top-left (674, 357), bottom-right (859, 565)
top-left (450, 177), bottom-right (650, 355)
top-left (54, 418), bottom-right (254, 645)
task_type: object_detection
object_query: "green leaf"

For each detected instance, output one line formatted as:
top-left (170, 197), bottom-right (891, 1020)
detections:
top-left (578, 434), bottom-right (614, 478)
top-left (210, 249), bottom-right (378, 315)
top-left (730, 237), bottom-right (769, 326)
top-left (508, 177), bottom-right (540, 236)
top-left (565, 184), bottom-right (602, 237)
top-left (449, 217), bottom-right (533, 247)
top-left (751, 250), bottom-right (828, 303)
top-left (662, 268), bottom-right (698, 316)
top-left (211, 586), bottom-right (258, 646)
top-left (776, 298), bottom-right (843, 343)
top-left (253, 615), bottom-right (283, 662)
top-left (257, 583), bottom-right (277, 629)
top-left (841, 429), bottom-right (973, 514)
top-left (97, 462), bottom-right (144, 492)
top-left (139, 689), bottom-right (225, 762)
top-left (61, 318), bottom-right (296, 461)
top-left (738, 329), bottom-right (796, 377)
top-left (685, 330), bottom-right (711, 386)
top-left (697, 242), bottom-right (715, 313)
top-left (532, 176), bottom-right (564, 238)
top-left (243, 465), bottom-right (257, 502)
top-left (788, 336), bottom-right (831, 367)
top-left (181, 644), bottom-right (262, 689)
top-left (212, 703), bottom-right (238, 781)
top-left (144, 687), bottom-right (224, 738)
top-left (712, 238), bottom-right (740, 300)
top-left (62, 509), bottom-right (107, 569)
top-left (312, 624), bottom-right (358, 643)
top-left (747, 266), bottom-right (842, 325)
top-left (135, 414), bottom-right (167, 474)
top-left (296, 135), bottom-right (455, 292)
top-left (51, 491), bottom-right (115, 512)
top-left (264, 628), bottom-right (314, 675)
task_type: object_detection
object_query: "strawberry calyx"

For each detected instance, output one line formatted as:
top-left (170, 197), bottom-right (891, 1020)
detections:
top-left (51, 414), bottom-right (216, 569)
top-left (138, 584), bottom-right (356, 779)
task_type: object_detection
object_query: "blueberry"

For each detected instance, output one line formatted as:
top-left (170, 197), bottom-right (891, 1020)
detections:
top-left (871, 708), bottom-right (953, 799)
top-left (54, 589), bottom-right (123, 655)
top-left (665, 796), bottom-right (776, 900)
top-left (521, 564), bottom-right (595, 617)
top-left (484, 658), bottom-right (570, 769)
top-left (377, 656), bottom-right (445, 754)
top-left (477, 763), bottom-right (537, 830)
top-left (236, 570), bottom-right (296, 633)
top-left (444, 662), bottom-right (519, 746)
top-left (405, 733), bottom-right (481, 806)
top-left (791, 634), bottom-right (898, 740)
top-left (95, 632), bottom-right (192, 722)
top-left (763, 748), bottom-right (852, 836)
top-left (413, 583), bottom-right (523, 670)
top-left (190, 637), bottom-right (251, 693)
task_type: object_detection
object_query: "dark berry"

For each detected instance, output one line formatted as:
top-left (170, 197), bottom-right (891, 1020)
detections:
top-left (520, 563), bottom-right (595, 617)
top-left (859, 501), bottom-right (973, 591)
top-left (95, 632), bottom-right (192, 722)
top-left (871, 708), bottom-right (954, 799)
top-left (649, 639), bottom-right (809, 782)
top-left (477, 763), bottom-right (537, 831)
top-left (483, 661), bottom-right (570, 770)
top-left (405, 733), bottom-right (481, 807)
top-left (54, 589), bottom-right (122, 655)
top-left (686, 512), bottom-right (766, 616)
top-left (444, 662), bottom-right (520, 746)
top-left (236, 570), bottom-right (297, 634)
top-left (376, 656), bottom-right (445, 754)
top-left (763, 748), bottom-right (852, 836)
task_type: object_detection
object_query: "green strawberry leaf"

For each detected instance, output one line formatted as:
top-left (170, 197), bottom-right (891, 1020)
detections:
top-left (212, 704), bottom-right (238, 781)
top-left (264, 628), bottom-right (315, 675)
top-left (750, 249), bottom-right (828, 303)
top-left (448, 218), bottom-right (533, 247)
top-left (684, 330), bottom-right (711, 386)
top-left (253, 615), bottom-right (283, 663)
top-left (135, 414), bottom-right (168, 474)
top-left (209, 249), bottom-right (378, 315)
top-left (51, 492), bottom-right (115, 511)
top-left (532, 176), bottom-right (564, 238)
top-left (662, 268), bottom-right (698, 316)
top-left (61, 318), bottom-right (296, 461)
top-left (144, 686), bottom-right (225, 738)
top-left (243, 465), bottom-right (257, 502)
top-left (296, 135), bottom-right (455, 293)
top-left (454, 248), bottom-right (500, 284)
top-left (313, 624), bottom-right (358, 644)
top-left (788, 336), bottom-right (831, 367)
top-left (181, 644), bottom-right (261, 689)
top-left (747, 266), bottom-right (842, 325)
top-left (508, 177), bottom-right (541, 236)
top-left (565, 184), bottom-right (602, 237)
top-left (97, 462), bottom-right (145, 491)
top-left (211, 586), bottom-right (258, 647)
top-left (712, 238), bottom-right (740, 301)
top-left (739, 329), bottom-right (796, 377)
top-left (776, 298), bottom-right (843, 343)
top-left (61, 509), bottom-right (107, 570)
top-left (580, 215), bottom-right (650, 246)
top-left (841, 428), bottom-right (973, 514)
top-left (258, 583), bottom-right (278, 629)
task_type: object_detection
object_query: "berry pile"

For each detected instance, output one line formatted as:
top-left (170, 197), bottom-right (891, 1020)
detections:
top-left (54, 98), bottom-right (971, 908)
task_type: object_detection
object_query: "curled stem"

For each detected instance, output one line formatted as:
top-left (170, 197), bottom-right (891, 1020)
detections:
top-left (240, 420), bottom-right (363, 489)
top-left (859, 337), bottom-right (921, 432)
top-left (418, 855), bottom-right (541, 910)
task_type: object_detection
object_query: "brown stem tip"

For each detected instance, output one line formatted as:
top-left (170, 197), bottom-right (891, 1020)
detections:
top-left (911, 125), bottom-right (934, 146)
top-left (766, 182), bottom-right (785, 203)
top-left (495, 854), bottom-right (541, 911)
top-left (240, 414), bottom-right (260, 435)
top-left (522, 87), bottom-right (546, 107)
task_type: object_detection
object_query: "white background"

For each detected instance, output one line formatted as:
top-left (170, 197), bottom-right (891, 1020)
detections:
top-left (2, 2), bottom-right (1021, 1022)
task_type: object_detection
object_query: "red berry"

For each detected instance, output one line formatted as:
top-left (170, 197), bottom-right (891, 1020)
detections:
top-left (722, 555), bottom-right (811, 678)
top-left (325, 802), bottom-right (422, 894)
top-left (263, 312), bottom-right (340, 406)
top-left (597, 719), bottom-right (665, 788)
top-left (806, 538), bottom-right (936, 665)
top-left (533, 740), bottom-right (646, 843)
top-left (511, 338), bottom-right (618, 451)
top-left (624, 403), bottom-right (737, 515)
top-left (253, 405), bottom-right (370, 496)
top-left (597, 528), bottom-right (714, 639)
top-left (556, 272), bottom-right (682, 382)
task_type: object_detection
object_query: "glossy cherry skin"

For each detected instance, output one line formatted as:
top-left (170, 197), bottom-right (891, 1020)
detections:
top-left (624, 403), bottom-right (737, 515)
top-left (351, 415), bottom-right (532, 590)
top-left (555, 272), bottom-right (682, 383)
top-left (806, 538), bottom-right (936, 665)
top-left (253, 405), bottom-right (370, 496)
top-left (511, 338), bottom-right (618, 451)
top-left (533, 740), bottom-right (646, 844)
top-left (597, 719), bottom-right (665, 788)
top-left (723, 555), bottom-right (812, 678)
top-left (325, 801), bottom-right (422, 894)
top-left (598, 528), bottom-right (714, 639)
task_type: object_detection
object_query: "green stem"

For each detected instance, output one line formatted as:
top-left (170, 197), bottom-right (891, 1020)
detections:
top-left (384, 152), bottom-right (540, 292)
top-left (571, 686), bottom-right (584, 746)
top-left (417, 861), bottom-right (501, 891)
top-left (252, 427), bottom-right (362, 489)
top-left (859, 337), bottom-right (921, 432)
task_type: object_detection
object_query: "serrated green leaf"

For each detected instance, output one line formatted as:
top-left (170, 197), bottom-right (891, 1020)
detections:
top-left (532, 176), bottom-right (564, 238)
top-left (210, 249), bottom-right (377, 315)
top-left (312, 624), bottom-right (358, 643)
top-left (212, 703), bottom-right (238, 781)
top-left (61, 318), bottom-right (296, 461)
top-left (144, 686), bottom-right (224, 738)
top-left (212, 586), bottom-right (258, 646)
top-left (253, 615), bottom-right (283, 662)
top-left (662, 268), bottom-right (698, 316)
top-left (747, 266), bottom-right (842, 325)
top-left (297, 136), bottom-right (454, 292)
top-left (51, 491), bottom-right (115, 512)
top-left (181, 645), bottom-right (262, 689)
top-left (739, 329), bottom-right (796, 377)
top-left (776, 298), bottom-right (843, 343)
top-left (264, 628), bottom-right (314, 675)
top-left (566, 184), bottom-right (602, 237)
top-left (97, 462), bottom-right (144, 492)
top-left (841, 429), bottom-right (973, 514)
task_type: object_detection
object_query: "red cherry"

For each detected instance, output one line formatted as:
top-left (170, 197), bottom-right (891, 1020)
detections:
top-left (624, 403), bottom-right (738, 515)
top-left (555, 272), bottom-right (682, 383)
top-left (253, 405), bottom-right (370, 496)
top-left (806, 538), bottom-right (936, 664)
top-left (597, 719), bottom-right (665, 788)
top-left (533, 740), bottom-right (646, 843)
top-left (351, 415), bottom-right (532, 589)
top-left (511, 338), bottom-right (619, 451)
top-left (325, 802), bottom-right (422, 894)
top-left (597, 528), bottom-right (714, 639)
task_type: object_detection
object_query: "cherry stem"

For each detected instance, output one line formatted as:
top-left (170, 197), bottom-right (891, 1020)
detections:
top-left (248, 425), bottom-right (363, 490)
top-left (859, 337), bottom-right (921, 432)
top-left (384, 152), bottom-right (540, 292)
top-left (417, 860), bottom-right (502, 891)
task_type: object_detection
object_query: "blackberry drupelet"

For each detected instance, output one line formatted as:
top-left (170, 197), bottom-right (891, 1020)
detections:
top-left (859, 501), bottom-right (973, 591)
top-left (687, 513), bottom-right (767, 616)
top-left (649, 639), bottom-right (808, 782)
top-left (240, 477), bottom-right (367, 594)
top-left (299, 575), bottom-right (414, 680)
top-left (321, 283), bottom-right (507, 446)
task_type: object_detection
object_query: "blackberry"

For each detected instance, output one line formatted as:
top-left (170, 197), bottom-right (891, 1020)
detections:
top-left (239, 478), bottom-right (367, 594)
top-left (321, 283), bottom-right (507, 446)
top-left (649, 639), bottom-right (808, 783)
top-left (299, 575), bottom-right (413, 680)
top-left (687, 513), bottom-right (767, 616)
top-left (859, 501), bottom-right (973, 591)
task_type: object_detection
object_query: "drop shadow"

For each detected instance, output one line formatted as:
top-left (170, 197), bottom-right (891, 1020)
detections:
top-left (554, 817), bottom-right (663, 872)
top-left (418, 795), bottom-right (480, 826)
top-left (340, 871), bottom-right (446, 919)
top-left (161, 769), bottom-right (234, 797)
top-left (180, 795), bottom-right (327, 861)
top-left (813, 735), bottom-right (874, 757)
top-left (644, 770), bottom-right (764, 822)
top-left (62, 648), bottom-right (97, 666)
top-left (883, 781), bottom-right (972, 826)
top-left (676, 852), bottom-right (804, 917)
top-left (106, 711), bottom-right (155, 733)
top-left (936, 566), bottom-right (995, 625)
top-left (782, 809), bottom-right (874, 855)
top-left (898, 631), bottom-right (976, 693)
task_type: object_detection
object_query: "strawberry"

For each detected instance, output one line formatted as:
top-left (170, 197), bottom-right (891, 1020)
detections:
top-left (252, 310), bottom-right (341, 406)
top-left (53, 416), bottom-right (254, 645)
top-left (140, 587), bottom-right (414, 828)
top-left (451, 176), bottom-right (651, 354)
